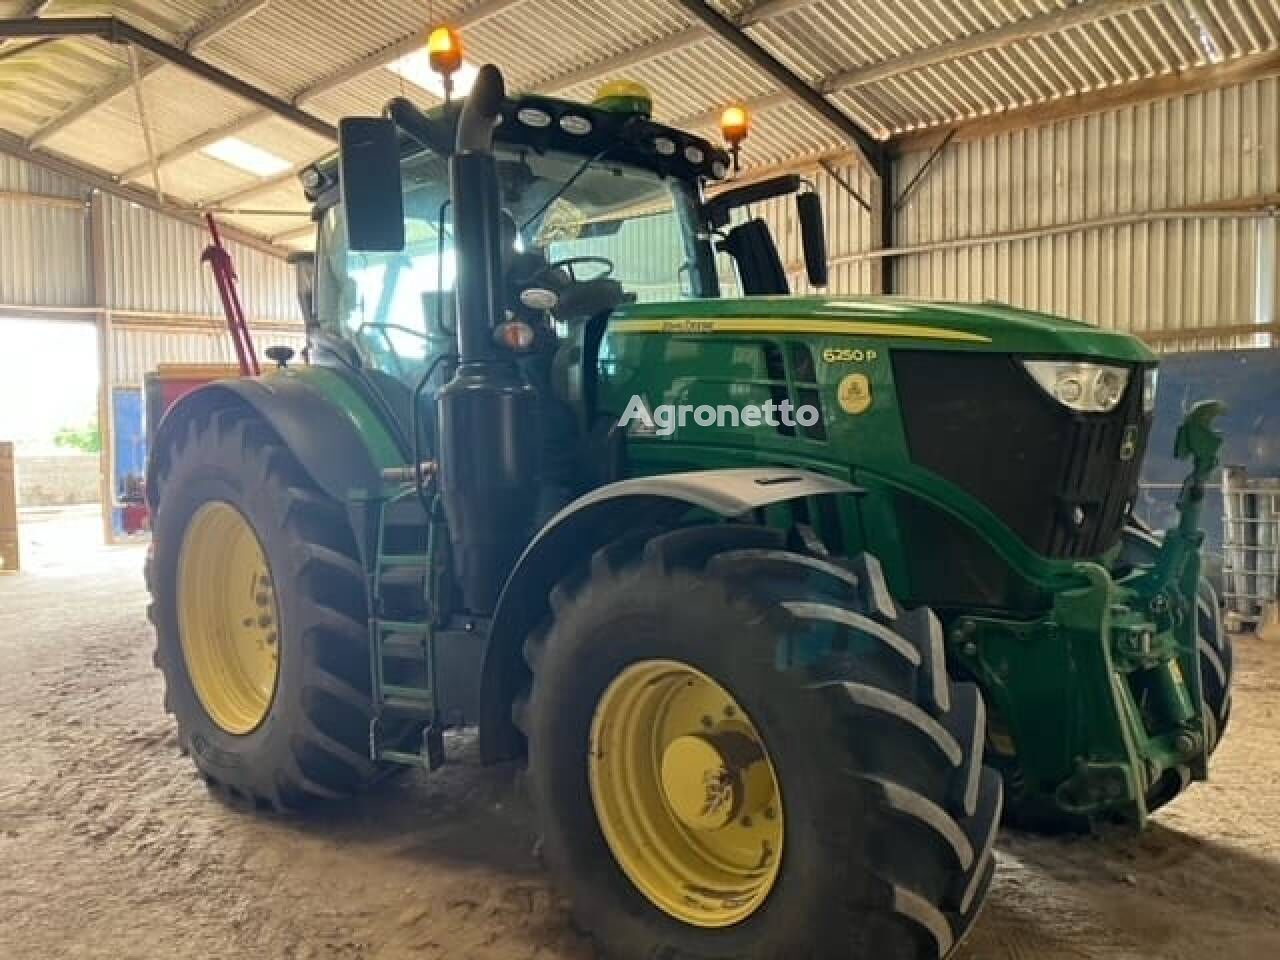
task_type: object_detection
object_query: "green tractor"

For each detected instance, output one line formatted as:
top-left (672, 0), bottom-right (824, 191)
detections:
top-left (146, 64), bottom-right (1230, 959)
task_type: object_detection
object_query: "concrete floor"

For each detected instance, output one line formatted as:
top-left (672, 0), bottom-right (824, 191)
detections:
top-left (3, 510), bottom-right (1280, 960)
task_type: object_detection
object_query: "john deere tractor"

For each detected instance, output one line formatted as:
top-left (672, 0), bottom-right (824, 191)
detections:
top-left (146, 63), bottom-right (1230, 960)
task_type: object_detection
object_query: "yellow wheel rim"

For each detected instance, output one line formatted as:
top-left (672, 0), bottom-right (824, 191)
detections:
top-left (588, 659), bottom-right (784, 927)
top-left (177, 502), bottom-right (280, 735)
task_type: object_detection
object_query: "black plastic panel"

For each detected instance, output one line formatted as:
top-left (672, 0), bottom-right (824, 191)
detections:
top-left (893, 351), bottom-right (1152, 559)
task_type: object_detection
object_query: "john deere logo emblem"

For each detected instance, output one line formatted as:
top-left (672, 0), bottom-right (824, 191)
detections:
top-left (1119, 425), bottom-right (1138, 461)
top-left (837, 373), bottom-right (873, 415)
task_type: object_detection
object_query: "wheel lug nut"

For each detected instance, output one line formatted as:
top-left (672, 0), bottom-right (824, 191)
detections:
top-left (740, 816), bottom-right (752, 828)
top-left (701, 715), bottom-right (713, 728)
top-left (242, 617), bottom-right (254, 628)
top-left (258, 614), bottom-right (273, 628)
top-left (265, 632), bottom-right (277, 646)
top-left (723, 705), bottom-right (736, 718)
top-left (255, 593), bottom-right (269, 606)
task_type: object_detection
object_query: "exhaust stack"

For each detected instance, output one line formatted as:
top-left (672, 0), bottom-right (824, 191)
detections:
top-left (437, 65), bottom-right (541, 614)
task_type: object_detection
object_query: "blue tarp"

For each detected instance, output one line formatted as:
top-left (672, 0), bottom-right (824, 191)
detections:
top-left (1136, 348), bottom-right (1280, 568)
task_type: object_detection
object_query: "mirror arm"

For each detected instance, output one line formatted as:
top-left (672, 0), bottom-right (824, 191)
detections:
top-left (704, 174), bottom-right (803, 228)
top-left (385, 96), bottom-right (454, 156)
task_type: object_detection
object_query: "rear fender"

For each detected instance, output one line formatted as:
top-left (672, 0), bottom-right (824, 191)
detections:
top-left (478, 468), bottom-right (860, 762)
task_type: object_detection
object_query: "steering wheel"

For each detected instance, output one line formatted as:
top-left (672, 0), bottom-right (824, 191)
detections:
top-left (531, 255), bottom-right (615, 286)
top-left (356, 321), bottom-right (428, 379)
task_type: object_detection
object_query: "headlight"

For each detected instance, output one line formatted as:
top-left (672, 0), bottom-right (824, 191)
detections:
top-left (1021, 360), bottom-right (1131, 413)
top-left (1142, 367), bottom-right (1158, 413)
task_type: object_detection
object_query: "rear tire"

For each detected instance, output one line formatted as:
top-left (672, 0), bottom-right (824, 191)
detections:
top-left (148, 406), bottom-right (406, 810)
top-left (518, 525), bottom-right (1001, 960)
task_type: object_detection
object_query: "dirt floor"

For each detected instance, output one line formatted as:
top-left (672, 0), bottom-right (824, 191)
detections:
top-left (2, 509), bottom-right (1280, 960)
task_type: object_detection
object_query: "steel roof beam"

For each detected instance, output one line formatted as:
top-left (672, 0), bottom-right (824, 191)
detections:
top-left (27, 0), bottom-right (273, 148)
top-left (117, 0), bottom-right (800, 186)
top-left (529, 0), bottom-right (813, 95)
top-left (115, 0), bottom-right (526, 183)
top-left (670, 0), bottom-right (883, 175)
top-left (0, 15), bottom-right (335, 141)
top-left (200, 166), bottom-right (303, 208)
top-left (0, 0), bottom-right (52, 50)
top-left (545, 1), bottom-right (1155, 144)
top-left (198, 0), bottom-right (816, 208)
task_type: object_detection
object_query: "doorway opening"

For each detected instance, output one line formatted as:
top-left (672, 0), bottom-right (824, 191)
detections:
top-left (0, 317), bottom-right (104, 573)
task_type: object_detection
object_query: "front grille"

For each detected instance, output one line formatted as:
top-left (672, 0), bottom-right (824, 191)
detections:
top-left (892, 351), bottom-right (1152, 559)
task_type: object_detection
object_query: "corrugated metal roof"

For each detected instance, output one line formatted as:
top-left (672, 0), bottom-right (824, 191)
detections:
top-left (1, 0), bottom-right (1279, 251)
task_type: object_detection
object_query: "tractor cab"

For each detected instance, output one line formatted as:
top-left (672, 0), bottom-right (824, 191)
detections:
top-left (295, 82), bottom-right (826, 433)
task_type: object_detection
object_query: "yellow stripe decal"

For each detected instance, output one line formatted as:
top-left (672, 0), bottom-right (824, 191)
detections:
top-left (609, 317), bottom-right (990, 343)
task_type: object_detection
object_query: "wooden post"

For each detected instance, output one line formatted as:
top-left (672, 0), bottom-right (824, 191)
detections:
top-left (89, 189), bottom-right (114, 546)
top-left (0, 441), bottom-right (19, 573)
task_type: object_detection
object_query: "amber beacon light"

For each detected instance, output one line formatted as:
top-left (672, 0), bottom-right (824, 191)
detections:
top-left (720, 104), bottom-right (750, 172)
top-left (427, 25), bottom-right (464, 100)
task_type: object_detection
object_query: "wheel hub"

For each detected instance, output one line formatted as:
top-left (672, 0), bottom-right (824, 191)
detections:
top-left (660, 734), bottom-right (738, 830)
top-left (177, 501), bottom-right (280, 735)
top-left (588, 659), bottom-right (784, 928)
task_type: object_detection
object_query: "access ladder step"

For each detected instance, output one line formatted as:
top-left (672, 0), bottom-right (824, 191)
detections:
top-left (381, 694), bottom-right (435, 717)
top-left (377, 619), bottom-right (431, 636)
top-left (379, 567), bottom-right (428, 589)
top-left (379, 635), bottom-right (428, 660)
top-left (379, 554), bottom-right (430, 569)
top-left (379, 726), bottom-right (445, 770)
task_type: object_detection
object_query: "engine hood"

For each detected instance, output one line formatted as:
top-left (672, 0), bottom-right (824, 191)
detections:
top-left (609, 295), bottom-right (1156, 364)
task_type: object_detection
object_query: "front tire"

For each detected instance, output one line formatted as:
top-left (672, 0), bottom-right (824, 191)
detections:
top-left (148, 406), bottom-right (400, 809)
top-left (518, 525), bottom-right (1001, 960)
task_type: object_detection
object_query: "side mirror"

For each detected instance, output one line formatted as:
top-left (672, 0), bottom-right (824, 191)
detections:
top-left (338, 117), bottom-right (405, 252)
top-left (286, 251), bottom-right (316, 326)
top-left (796, 191), bottom-right (828, 287)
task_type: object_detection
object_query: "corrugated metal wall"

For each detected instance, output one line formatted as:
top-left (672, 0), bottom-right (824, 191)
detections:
top-left (765, 75), bottom-right (1280, 352)
top-left (103, 196), bottom-right (297, 323)
top-left (109, 326), bottom-right (310, 388)
top-left (0, 153), bottom-right (83, 199)
top-left (0, 156), bottom-right (91, 308)
top-left (1, 153), bottom-right (302, 381)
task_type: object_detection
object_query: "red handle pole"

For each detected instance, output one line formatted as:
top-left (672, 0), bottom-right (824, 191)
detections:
top-left (202, 213), bottom-right (260, 376)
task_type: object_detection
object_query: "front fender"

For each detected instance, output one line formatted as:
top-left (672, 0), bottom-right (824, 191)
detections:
top-left (146, 367), bottom-right (405, 511)
top-left (478, 468), bottom-right (860, 762)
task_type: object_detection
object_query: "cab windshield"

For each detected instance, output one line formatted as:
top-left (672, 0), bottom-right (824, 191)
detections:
top-left (315, 146), bottom-right (717, 372)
